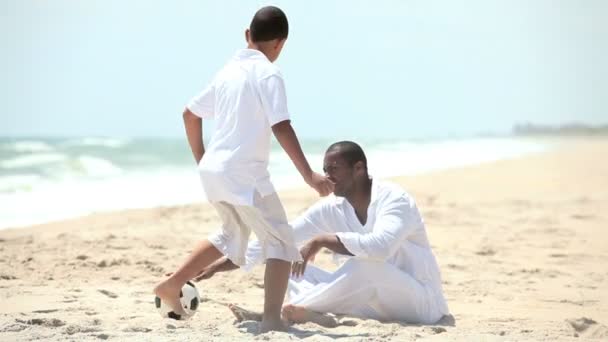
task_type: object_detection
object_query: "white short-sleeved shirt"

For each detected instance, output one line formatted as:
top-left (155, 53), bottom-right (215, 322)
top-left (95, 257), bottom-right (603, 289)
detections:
top-left (187, 49), bottom-right (290, 206)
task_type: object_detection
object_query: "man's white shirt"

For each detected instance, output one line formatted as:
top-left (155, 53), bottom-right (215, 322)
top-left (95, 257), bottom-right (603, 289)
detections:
top-left (187, 49), bottom-right (290, 206)
top-left (246, 179), bottom-right (449, 314)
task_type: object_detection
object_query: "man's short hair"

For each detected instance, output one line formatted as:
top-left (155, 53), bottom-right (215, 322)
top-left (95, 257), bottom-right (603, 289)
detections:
top-left (327, 141), bottom-right (368, 169)
top-left (249, 6), bottom-right (289, 42)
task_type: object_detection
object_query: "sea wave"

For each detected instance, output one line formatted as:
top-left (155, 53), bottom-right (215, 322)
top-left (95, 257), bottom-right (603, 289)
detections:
top-left (73, 155), bottom-right (123, 177)
top-left (0, 153), bottom-right (68, 169)
top-left (1, 140), bottom-right (55, 153)
top-left (61, 137), bottom-right (129, 148)
top-left (0, 174), bottom-right (41, 193)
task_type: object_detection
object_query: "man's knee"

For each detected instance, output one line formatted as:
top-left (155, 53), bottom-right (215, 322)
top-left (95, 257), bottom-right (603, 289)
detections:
top-left (340, 258), bottom-right (391, 281)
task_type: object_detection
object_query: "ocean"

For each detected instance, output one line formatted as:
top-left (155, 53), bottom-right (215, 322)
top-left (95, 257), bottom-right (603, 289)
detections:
top-left (0, 136), bottom-right (557, 229)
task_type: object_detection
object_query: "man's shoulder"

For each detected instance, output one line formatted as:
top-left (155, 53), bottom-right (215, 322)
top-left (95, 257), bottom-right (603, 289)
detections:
top-left (374, 180), bottom-right (418, 209)
top-left (375, 180), bottom-right (412, 198)
top-left (306, 195), bottom-right (344, 216)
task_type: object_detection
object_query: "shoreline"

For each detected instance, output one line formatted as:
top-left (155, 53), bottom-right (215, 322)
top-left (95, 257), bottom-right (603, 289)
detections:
top-left (1, 136), bottom-right (607, 341)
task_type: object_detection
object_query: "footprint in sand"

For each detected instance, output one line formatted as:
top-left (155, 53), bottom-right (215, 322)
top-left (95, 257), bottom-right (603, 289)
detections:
top-left (64, 324), bottom-right (101, 335)
top-left (16, 318), bottom-right (65, 327)
top-left (122, 327), bottom-right (152, 333)
top-left (423, 326), bottom-right (446, 335)
top-left (32, 309), bottom-right (59, 314)
top-left (475, 248), bottom-right (496, 256)
top-left (567, 317), bottom-right (608, 338)
top-left (98, 289), bottom-right (118, 298)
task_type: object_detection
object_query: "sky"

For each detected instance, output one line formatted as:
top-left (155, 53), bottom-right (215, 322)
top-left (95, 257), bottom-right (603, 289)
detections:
top-left (1, 0), bottom-right (607, 139)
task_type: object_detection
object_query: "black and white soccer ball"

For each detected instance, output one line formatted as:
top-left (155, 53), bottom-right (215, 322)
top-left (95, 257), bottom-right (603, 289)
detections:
top-left (154, 281), bottom-right (200, 320)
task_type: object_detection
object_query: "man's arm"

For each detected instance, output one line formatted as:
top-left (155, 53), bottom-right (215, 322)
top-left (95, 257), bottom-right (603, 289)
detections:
top-left (335, 196), bottom-right (419, 260)
top-left (183, 108), bottom-right (205, 163)
top-left (292, 234), bottom-right (353, 277)
top-left (272, 120), bottom-right (333, 196)
top-left (312, 234), bottom-right (354, 256)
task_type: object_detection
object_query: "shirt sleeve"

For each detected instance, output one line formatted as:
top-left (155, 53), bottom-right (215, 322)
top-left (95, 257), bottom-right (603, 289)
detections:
top-left (186, 82), bottom-right (215, 118)
top-left (258, 74), bottom-right (290, 126)
top-left (335, 196), bottom-right (421, 260)
top-left (243, 201), bottom-right (330, 271)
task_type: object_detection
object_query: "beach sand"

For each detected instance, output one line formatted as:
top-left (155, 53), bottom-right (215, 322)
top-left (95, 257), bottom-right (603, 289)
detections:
top-left (1, 137), bottom-right (607, 341)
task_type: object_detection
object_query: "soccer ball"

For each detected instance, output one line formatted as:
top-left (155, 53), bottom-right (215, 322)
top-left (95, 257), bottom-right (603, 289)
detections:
top-left (154, 281), bottom-right (200, 320)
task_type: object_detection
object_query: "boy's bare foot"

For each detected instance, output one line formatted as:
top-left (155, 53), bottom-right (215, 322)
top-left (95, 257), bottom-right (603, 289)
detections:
top-left (282, 304), bottom-right (338, 328)
top-left (259, 316), bottom-right (288, 333)
top-left (153, 279), bottom-right (187, 316)
top-left (229, 304), bottom-right (263, 322)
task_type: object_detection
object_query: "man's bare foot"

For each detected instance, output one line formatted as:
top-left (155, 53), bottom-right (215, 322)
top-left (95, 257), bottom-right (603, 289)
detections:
top-left (228, 304), bottom-right (263, 322)
top-left (282, 304), bottom-right (338, 328)
top-left (259, 317), bottom-right (288, 333)
top-left (153, 279), bottom-right (186, 316)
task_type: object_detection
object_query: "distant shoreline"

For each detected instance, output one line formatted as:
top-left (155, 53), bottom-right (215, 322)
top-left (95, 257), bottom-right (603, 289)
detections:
top-left (513, 122), bottom-right (608, 136)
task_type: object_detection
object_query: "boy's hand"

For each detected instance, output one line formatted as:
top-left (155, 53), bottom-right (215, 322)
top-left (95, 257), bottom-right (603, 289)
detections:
top-left (308, 172), bottom-right (334, 197)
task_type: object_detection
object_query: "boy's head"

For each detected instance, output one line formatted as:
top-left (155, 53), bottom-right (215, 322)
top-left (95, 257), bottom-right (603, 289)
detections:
top-left (246, 6), bottom-right (288, 62)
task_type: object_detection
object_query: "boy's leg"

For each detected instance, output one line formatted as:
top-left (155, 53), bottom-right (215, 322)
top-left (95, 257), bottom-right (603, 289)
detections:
top-left (235, 192), bottom-right (301, 332)
top-left (154, 239), bottom-right (223, 314)
top-left (260, 258), bottom-right (291, 332)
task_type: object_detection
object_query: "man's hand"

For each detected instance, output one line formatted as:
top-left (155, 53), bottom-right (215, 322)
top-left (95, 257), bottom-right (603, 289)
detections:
top-left (308, 172), bottom-right (335, 197)
top-left (291, 234), bottom-right (354, 277)
top-left (292, 237), bottom-right (323, 278)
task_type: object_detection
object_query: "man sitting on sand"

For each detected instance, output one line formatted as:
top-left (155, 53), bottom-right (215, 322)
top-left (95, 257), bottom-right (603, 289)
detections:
top-left (196, 141), bottom-right (450, 326)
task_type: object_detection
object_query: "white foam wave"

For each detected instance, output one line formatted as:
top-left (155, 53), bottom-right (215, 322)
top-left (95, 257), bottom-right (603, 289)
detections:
top-left (0, 174), bottom-right (42, 193)
top-left (62, 137), bottom-right (129, 148)
top-left (0, 153), bottom-right (68, 169)
top-left (2, 141), bottom-right (54, 153)
top-left (74, 156), bottom-right (123, 177)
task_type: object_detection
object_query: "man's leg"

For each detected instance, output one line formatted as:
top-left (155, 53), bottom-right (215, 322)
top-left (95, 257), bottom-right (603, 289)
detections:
top-left (285, 259), bottom-right (438, 324)
top-left (154, 239), bottom-right (223, 314)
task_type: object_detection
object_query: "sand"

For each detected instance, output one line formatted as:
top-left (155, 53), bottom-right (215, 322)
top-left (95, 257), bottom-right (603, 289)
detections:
top-left (1, 137), bottom-right (607, 341)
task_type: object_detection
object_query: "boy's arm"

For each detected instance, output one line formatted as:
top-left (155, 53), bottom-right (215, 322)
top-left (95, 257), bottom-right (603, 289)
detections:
top-left (271, 120), bottom-right (334, 196)
top-left (183, 108), bottom-right (205, 163)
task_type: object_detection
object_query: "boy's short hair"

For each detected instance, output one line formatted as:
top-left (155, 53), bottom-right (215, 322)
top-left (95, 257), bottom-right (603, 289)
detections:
top-left (250, 6), bottom-right (289, 42)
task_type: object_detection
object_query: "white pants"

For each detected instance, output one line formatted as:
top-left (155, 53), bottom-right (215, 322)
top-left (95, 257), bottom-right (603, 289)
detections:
top-left (208, 192), bottom-right (301, 266)
top-left (287, 259), bottom-right (445, 324)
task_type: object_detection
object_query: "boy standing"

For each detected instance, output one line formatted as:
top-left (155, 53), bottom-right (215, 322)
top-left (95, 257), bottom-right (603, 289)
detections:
top-left (154, 6), bottom-right (333, 332)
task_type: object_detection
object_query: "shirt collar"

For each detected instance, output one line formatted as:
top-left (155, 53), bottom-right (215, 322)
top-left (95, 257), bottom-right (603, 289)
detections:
top-left (333, 176), bottom-right (379, 206)
top-left (234, 48), bottom-right (269, 62)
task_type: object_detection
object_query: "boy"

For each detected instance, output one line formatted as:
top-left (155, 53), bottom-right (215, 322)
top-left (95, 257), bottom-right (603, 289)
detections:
top-left (154, 6), bottom-right (334, 333)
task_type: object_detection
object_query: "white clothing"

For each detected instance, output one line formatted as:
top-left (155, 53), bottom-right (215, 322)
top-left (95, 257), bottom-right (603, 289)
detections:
top-left (208, 192), bottom-right (301, 266)
top-left (288, 260), bottom-right (443, 324)
top-left (187, 49), bottom-right (298, 263)
top-left (187, 49), bottom-right (290, 206)
top-left (245, 179), bottom-right (449, 323)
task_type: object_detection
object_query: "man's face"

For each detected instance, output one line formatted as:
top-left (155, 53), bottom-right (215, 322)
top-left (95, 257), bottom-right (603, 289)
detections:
top-left (323, 151), bottom-right (355, 197)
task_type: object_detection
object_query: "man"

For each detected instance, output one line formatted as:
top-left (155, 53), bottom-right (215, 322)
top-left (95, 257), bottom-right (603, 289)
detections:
top-left (196, 141), bottom-right (449, 326)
